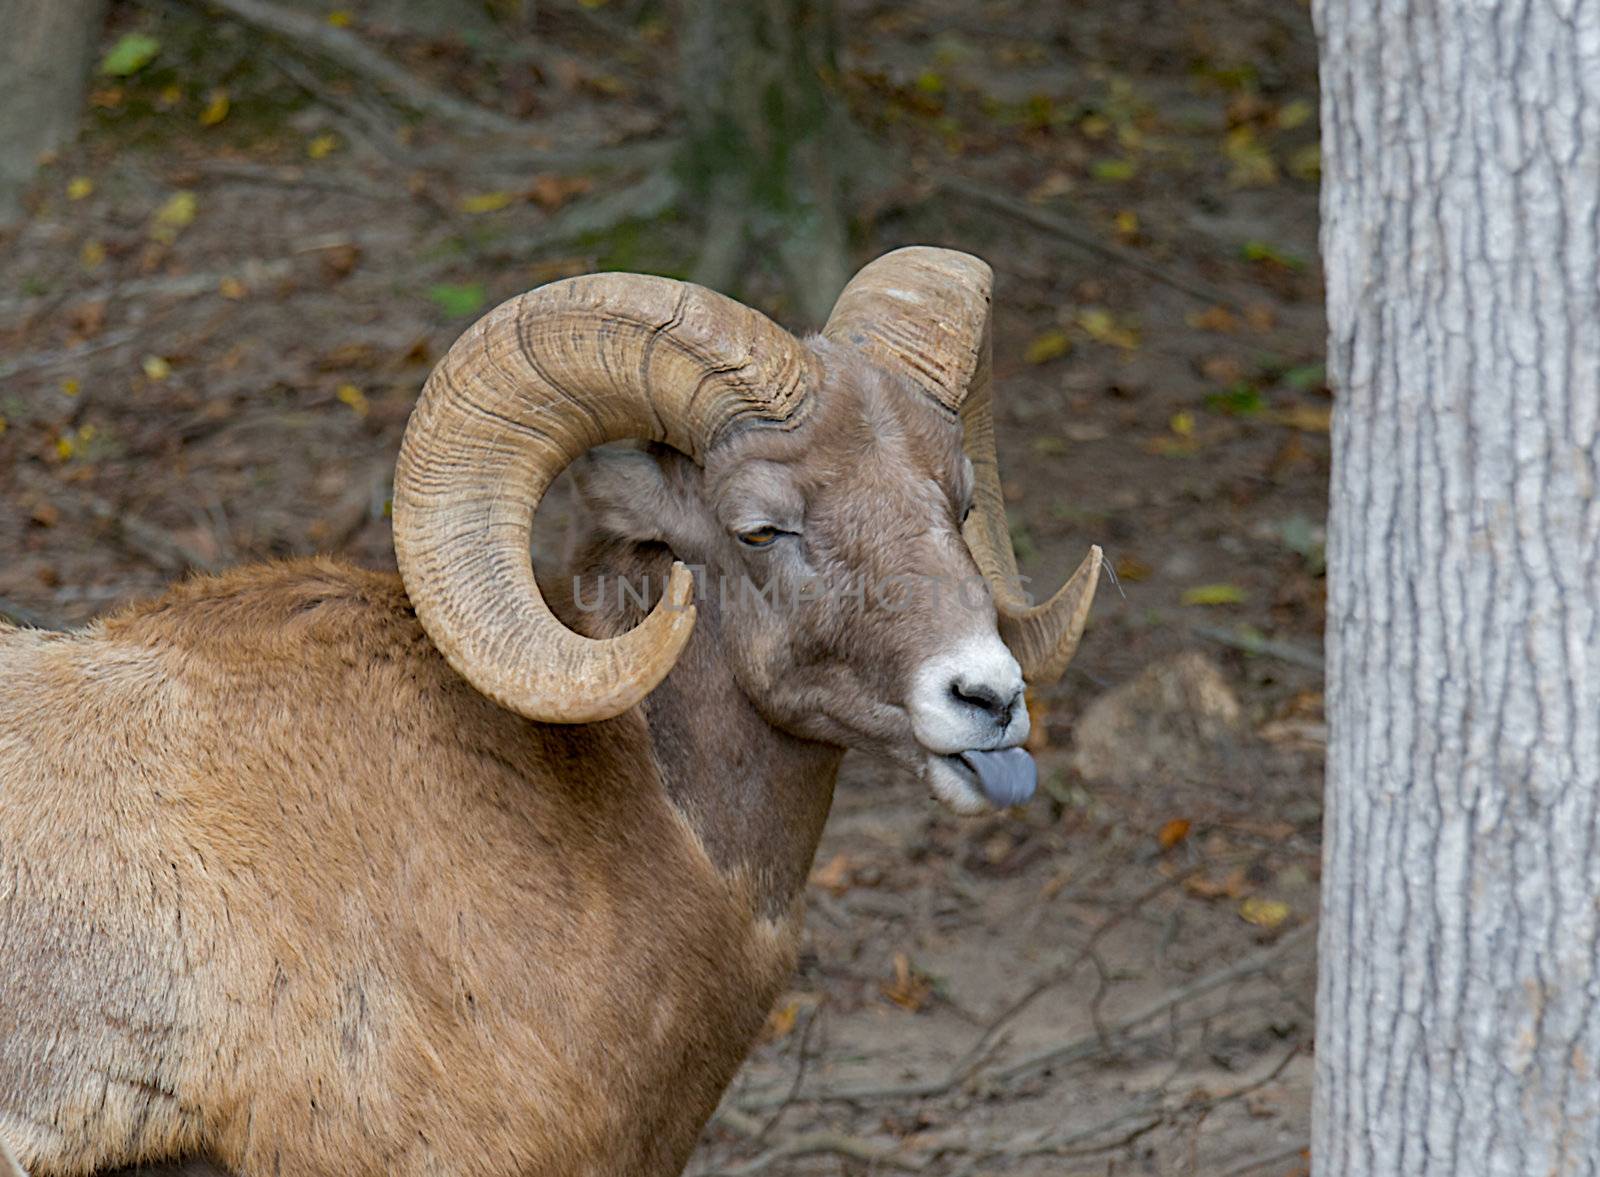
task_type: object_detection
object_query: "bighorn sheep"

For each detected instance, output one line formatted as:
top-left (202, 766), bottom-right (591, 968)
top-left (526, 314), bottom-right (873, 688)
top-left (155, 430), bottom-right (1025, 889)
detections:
top-left (0, 247), bottom-right (1099, 1176)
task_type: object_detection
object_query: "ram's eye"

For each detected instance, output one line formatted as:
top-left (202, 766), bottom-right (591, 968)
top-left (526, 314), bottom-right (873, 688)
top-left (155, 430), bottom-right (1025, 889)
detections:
top-left (739, 527), bottom-right (783, 548)
top-left (960, 502), bottom-right (974, 524)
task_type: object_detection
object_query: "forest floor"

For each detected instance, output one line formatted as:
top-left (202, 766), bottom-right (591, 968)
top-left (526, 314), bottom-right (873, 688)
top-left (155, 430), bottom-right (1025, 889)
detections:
top-left (0, 1), bottom-right (1327, 1173)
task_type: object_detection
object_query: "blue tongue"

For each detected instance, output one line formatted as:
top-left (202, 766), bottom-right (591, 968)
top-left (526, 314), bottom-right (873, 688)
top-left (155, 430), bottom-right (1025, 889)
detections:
top-left (960, 748), bottom-right (1037, 807)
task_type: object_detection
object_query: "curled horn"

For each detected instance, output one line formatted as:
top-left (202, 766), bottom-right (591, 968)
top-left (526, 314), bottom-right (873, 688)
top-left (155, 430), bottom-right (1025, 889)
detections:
top-left (822, 246), bottom-right (1101, 685)
top-left (394, 274), bottom-right (816, 723)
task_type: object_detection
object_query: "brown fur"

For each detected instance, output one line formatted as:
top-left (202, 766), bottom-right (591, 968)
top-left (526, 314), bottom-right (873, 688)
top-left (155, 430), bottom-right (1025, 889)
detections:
top-left (0, 341), bottom-right (992, 1176)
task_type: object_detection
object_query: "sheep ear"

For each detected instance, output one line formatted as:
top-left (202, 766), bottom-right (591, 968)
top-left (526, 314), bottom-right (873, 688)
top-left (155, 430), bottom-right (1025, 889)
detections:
top-left (570, 444), bottom-right (710, 551)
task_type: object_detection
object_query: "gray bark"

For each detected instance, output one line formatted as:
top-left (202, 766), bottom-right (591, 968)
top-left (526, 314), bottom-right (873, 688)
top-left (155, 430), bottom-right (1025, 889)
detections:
top-left (1315, 1), bottom-right (1600, 1174)
top-left (676, 0), bottom-right (855, 321)
top-left (0, 0), bottom-right (106, 224)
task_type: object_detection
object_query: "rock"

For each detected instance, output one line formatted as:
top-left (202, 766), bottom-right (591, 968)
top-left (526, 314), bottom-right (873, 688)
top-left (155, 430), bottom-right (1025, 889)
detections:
top-left (1070, 651), bottom-right (1245, 787)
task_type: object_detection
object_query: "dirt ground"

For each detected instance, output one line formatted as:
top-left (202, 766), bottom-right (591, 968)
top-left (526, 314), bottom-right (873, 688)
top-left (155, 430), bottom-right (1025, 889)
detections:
top-left (0, 1), bottom-right (1328, 1173)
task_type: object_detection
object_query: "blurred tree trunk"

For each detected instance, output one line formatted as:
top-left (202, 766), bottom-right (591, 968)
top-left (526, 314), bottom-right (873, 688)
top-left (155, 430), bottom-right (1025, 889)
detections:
top-left (0, 0), bottom-right (106, 224)
top-left (1315, 0), bottom-right (1600, 1173)
top-left (675, 0), bottom-right (856, 321)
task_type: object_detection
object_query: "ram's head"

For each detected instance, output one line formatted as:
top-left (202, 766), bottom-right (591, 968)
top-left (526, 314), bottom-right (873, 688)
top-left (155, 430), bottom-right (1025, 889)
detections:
top-left (393, 247), bottom-right (1099, 813)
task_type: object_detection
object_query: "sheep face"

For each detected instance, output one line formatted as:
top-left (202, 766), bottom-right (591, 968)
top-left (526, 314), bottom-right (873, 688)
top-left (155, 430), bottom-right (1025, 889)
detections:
top-left (571, 338), bottom-right (1037, 814)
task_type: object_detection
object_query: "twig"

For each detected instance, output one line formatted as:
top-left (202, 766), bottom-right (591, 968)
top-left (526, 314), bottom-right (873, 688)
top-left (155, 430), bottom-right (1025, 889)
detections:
top-left (992, 924), bottom-right (1314, 1085)
top-left (1192, 624), bottom-right (1324, 671)
top-left (0, 261), bottom-right (293, 323)
top-left (753, 1004), bottom-right (819, 1145)
top-left (191, 160), bottom-right (392, 201)
top-left (0, 329), bottom-right (137, 381)
top-left (1220, 1141), bottom-right (1309, 1176)
top-left (936, 173), bottom-right (1240, 310)
top-left (196, 0), bottom-right (529, 136)
top-left (16, 470), bottom-right (220, 576)
top-left (700, 1127), bottom-right (927, 1177)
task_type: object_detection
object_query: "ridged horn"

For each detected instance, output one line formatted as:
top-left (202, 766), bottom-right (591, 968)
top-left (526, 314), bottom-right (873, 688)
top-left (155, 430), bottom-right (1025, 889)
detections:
top-left (822, 246), bottom-right (1101, 685)
top-left (394, 273), bottom-right (816, 723)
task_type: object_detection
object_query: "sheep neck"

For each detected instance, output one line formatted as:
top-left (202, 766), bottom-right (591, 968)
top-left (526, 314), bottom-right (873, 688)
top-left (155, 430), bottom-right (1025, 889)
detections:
top-left (559, 544), bottom-right (843, 922)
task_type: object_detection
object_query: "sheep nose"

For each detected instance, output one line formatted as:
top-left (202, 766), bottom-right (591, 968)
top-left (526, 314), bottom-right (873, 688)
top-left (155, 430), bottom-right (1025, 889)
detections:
top-left (950, 678), bottom-right (1022, 724)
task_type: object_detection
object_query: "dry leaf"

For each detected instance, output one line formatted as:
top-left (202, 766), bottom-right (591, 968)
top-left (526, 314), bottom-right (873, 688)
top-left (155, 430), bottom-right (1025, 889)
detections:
top-left (762, 1000), bottom-right (800, 1042)
top-left (307, 133), bottom-right (339, 160)
top-left (528, 174), bottom-right (593, 211)
top-left (1189, 305), bottom-right (1241, 334)
top-left (1182, 583), bottom-right (1246, 607)
top-left (1274, 405), bottom-right (1332, 432)
top-left (1078, 307), bottom-right (1139, 349)
top-left (809, 852), bottom-right (853, 895)
top-left (1157, 818), bottom-right (1192, 850)
top-left (150, 190), bottom-right (198, 243)
top-left (1025, 330), bottom-right (1072, 365)
top-left (199, 88), bottom-right (230, 127)
top-left (80, 240), bottom-right (106, 268)
top-left (337, 384), bottom-right (370, 418)
top-left (460, 191), bottom-right (516, 214)
top-left (1114, 554), bottom-right (1151, 581)
top-left (1239, 897), bottom-right (1291, 928)
top-left (67, 177), bottom-right (93, 201)
top-left (141, 355), bottom-right (172, 381)
top-left (218, 276), bottom-right (248, 300)
top-left (882, 952), bottom-right (933, 1013)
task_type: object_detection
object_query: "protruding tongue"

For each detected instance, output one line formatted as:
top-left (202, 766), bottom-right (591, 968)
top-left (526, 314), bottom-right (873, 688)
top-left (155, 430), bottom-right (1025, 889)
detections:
top-left (959, 747), bottom-right (1037, 807)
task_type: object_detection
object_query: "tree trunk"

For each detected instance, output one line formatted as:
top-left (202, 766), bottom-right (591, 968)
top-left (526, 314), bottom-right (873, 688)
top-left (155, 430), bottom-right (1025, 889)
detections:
top-left (1315, 1), bottom-right (1600, 1173)
top-left (675, 0), bottom-right (856, 322)
top-left (0, 0), bottom-right (106, 224)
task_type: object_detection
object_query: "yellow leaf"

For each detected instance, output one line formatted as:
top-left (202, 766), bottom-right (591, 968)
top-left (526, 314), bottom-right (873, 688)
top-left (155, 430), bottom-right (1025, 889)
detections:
top-left (150, 190), bottom-right (198, 243)
top-left (1170, 411), bottom-right (1195, 437)
top-left (158, 83), bottom-right (183, 108)
top-left (55, 436), bottom-right (75, 460)
top-left (326, 8), bottom-right (354, 26)
top-left (337, 383), bottom-right (370, 418)
top-left (141, 355), bottom-right (172, 381)
top-left (459, 190), bottom-right (515, 214)
top-left (0, 416), bottom-right (7, 437)
top-left (1275, 405), bottom-right (1332, 432)
top-left (1078, 307), bottom-right (1139, 349)
top-left (1276, 99), bottom-right (1314, 130)
top-left (1182, 583), bottom-right (1247, 607)
top-left (307, 133), bottom-right (339, 160)
top-left (67, 176), bottom-right (93, 201)
top-left (218, 276), bottom-right (248, 300)
top-left (199, 88), bottom-right (230, 127)
top-left (1239, 897), bottom-right (1291, 929)
top-left (80, 240), bottom-right (106, 268)
top-left (1223, 126), bottom-right (1279, 187)
top-left (1114, 209), bottom-right (1139, 237)
top-left (1024, 330), bottom-right (1072, 365)
top-left (60, 379), bottom-right (80, 397)
top-left (1158, 818), bottom-right (1192, 850)
top-left (762, 1000), bottom-right (800, 1041)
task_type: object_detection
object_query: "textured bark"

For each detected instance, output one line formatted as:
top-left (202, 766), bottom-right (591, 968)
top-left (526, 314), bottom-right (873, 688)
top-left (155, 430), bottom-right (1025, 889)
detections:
top-left (1315, 1), bottom-right (1600, 1174)
top-left (0, 0), bottom-right (106, 224)
top-left (675, 0), bottom-right (857, 321)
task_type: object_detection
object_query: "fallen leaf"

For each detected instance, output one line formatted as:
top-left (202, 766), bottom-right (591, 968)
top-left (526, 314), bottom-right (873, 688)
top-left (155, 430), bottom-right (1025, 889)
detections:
top-left (1189, 305), bottom-right (1240, 334)
top-left (460, 190), bottom-right (516, 214)
top-left (1276, 99), bottom-right (1314, 130)
top-left (199, 88), bottom-right (230, 127)
top-left (1170, 411), bottom-right (1195, 437)
top-left (1157, 818), bottom-right (1192, 850)
top-left (761, 1000), bottom-right (800, 1042)
top-left (60, 379), bottom-right (80, 397)
top-left (1241, 240), bottom-right (1306, 270)
top-left (809, 852), bottom-right (853, 895)
top-left (427, 282), bottom-right (488, 318)
top-left (1114, 554), bottom-right (1151, 581)
top-left (1181, 583), bottom-right (1247, 607)
top-left (307, 133), bottom-right (340, 160)
top-left (141, 355), bottom-right (172, 381)
top-left (80, 240), bottom-right (106, 268)
top-left (1223, 126), bottom-right (1278, 187)
top-left (327, 8), bottom-right (354, 26)
top-left (149, 190), bottom-right (198, 243)
top-left (1025, 329), bottom-right (1072, 365)
top-left (882, 952), bottom-right (933, 1013)
top-left (337, 384), bottom-right (370, 418)
top-left (89, 87), bottom-right (125, 109)
top-left (218, 276), bottom-right (248, 300)
top-left (1239, 897), bottom-right (1291, 929)
top-left (100, 33), bottom-right (161, 77)
top-left (1092, 157), bottom-right (1137, 182)
top-left (527, 174), bottom-right (593, 211)
top-left (1113, 209), bottom-right (1139, 239)
top-left (157, 83), bottom-right (182, 109)
top-left (1078, 307), bottom-right (1139, 349)
top-left (1275, 405), bottom-right (1332, 432)
top-left (67, 177), bottom-right (93, 201)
